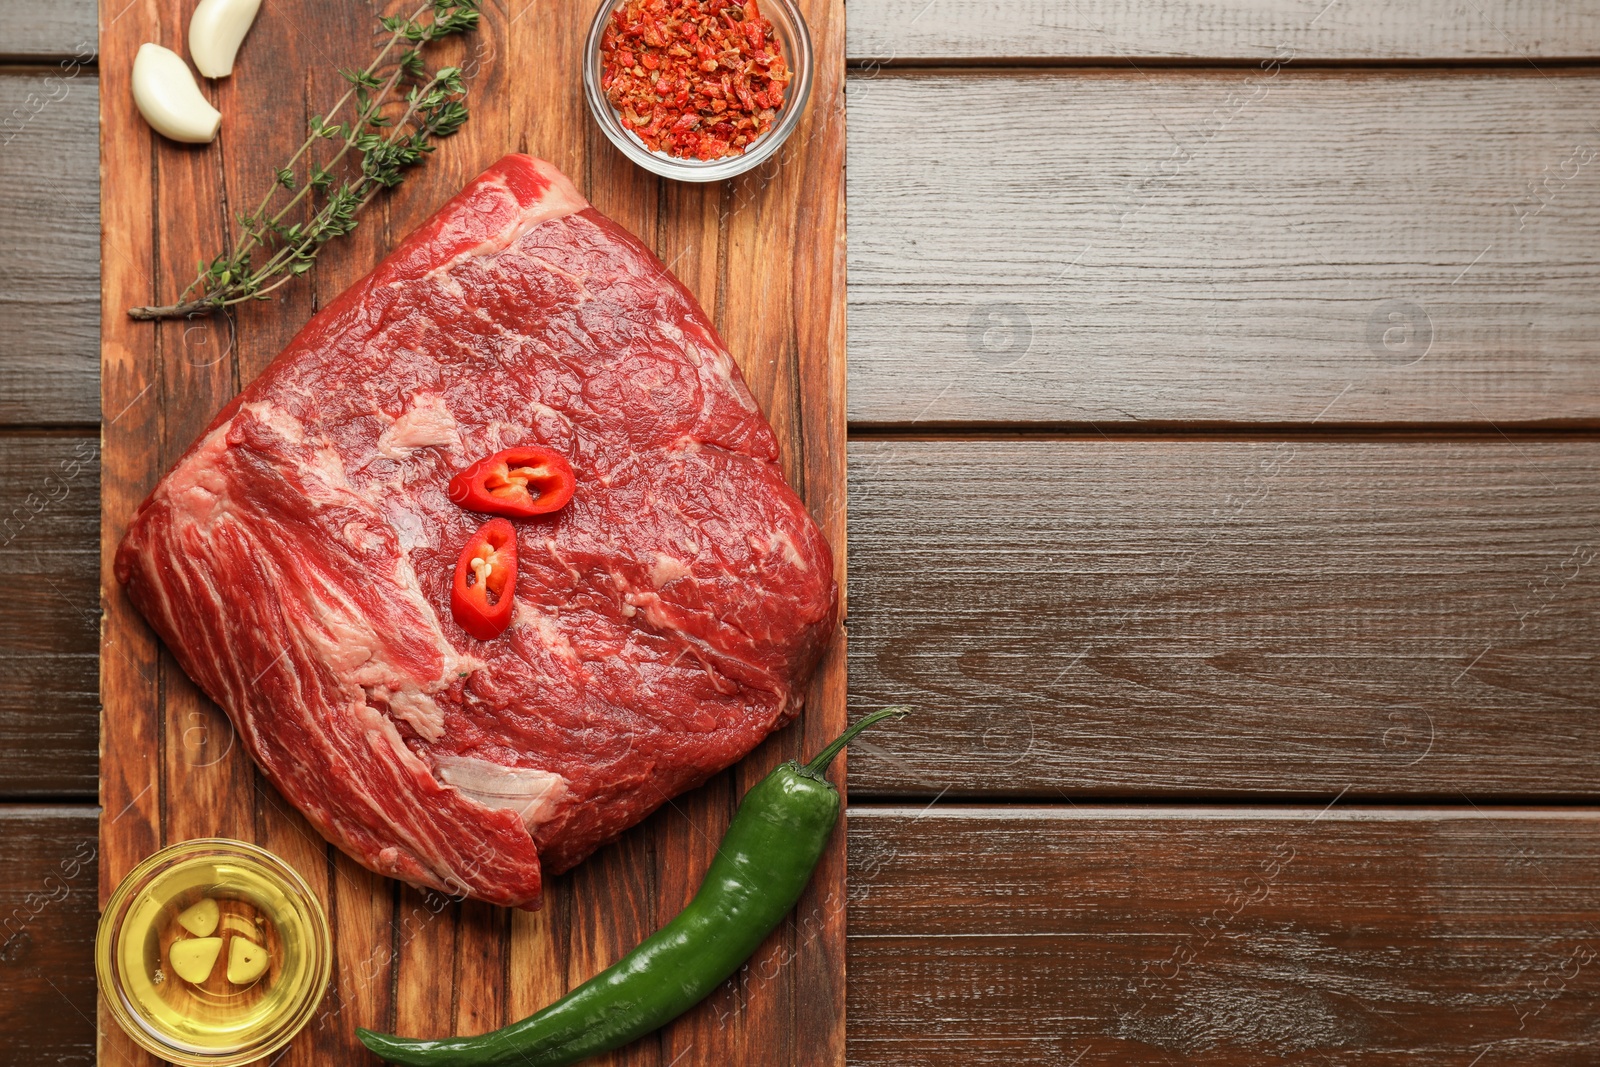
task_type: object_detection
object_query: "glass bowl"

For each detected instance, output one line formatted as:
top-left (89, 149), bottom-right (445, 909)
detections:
top-left (583, 0), bottom-right (814, 182)
top-left (96, 839), bottom-right (332, 1067)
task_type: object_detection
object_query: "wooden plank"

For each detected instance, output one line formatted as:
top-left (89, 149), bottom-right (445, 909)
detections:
top-left (14, 803), bottom-right (1600, 1064)
top-left (847, 69), bottom-right (1600, 428)
top-left (99, 3), bottom-right (846, 1066)
top-left (847, 438), bottom-right (1600, 797)
top-left (0, 72), bottom-right (99, 426)
top-left (0, 0), bottom-right (96, 61)
top-left (95, 16), bottom-right (162, 1067)
top-left (846, 806), bottom-right (1600, 1065)
top-left (847, 0), bottom-right (1600, 62)
top-left (0, 805), bottom-right (98, 1066)
top-left (0, 434), bottom-right (99, 797)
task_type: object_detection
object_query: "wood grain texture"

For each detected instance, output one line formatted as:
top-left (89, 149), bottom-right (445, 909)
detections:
top-left (0, 71), bottom-right (99, 425)
top-left (848, 438), bottom-right (1600, 797)
top-left (846, 69), bottom-right (1600, 428)
top-left (0, 805), bottom-right (98, 1067)
top-left (98, 1), bottom-right (846, 1064)
top-left (846, 806), bottom-right (1600, 1066)
top-left (0, 434), bottom-right (99, 798)
top-left (847, 0), bottom-right (1600, 62)
top-left (0, 0), bottom-right (96, 61)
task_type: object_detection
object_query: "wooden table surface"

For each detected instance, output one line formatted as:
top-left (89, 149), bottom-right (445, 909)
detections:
top-left (3, 1), bottom-right (1598, 1064)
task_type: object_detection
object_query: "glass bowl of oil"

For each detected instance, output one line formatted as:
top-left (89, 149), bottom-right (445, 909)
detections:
top-left (96, 838), bottom-right (332, 1066)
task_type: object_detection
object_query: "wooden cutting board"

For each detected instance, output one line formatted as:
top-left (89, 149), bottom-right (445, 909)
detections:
top-left (97, 2), bottom-right (846, 1064)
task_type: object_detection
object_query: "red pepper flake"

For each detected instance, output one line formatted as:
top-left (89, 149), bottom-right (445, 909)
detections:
top-left (600, 0), bottom-right (791, 162)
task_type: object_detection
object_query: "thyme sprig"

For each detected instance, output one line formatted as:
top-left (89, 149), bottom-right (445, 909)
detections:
top-left (129, 0), bottom-right (480, 321)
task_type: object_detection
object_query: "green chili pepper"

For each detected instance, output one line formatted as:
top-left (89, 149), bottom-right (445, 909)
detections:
top-left (357, 706), bottom-right (910, 1067)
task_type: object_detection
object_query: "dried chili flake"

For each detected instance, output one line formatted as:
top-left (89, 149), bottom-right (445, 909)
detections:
top-left (600, 0), bottom-right (791, 162)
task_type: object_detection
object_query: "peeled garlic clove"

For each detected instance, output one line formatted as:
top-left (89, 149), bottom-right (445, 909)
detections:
top-left (176, 897), bottom-right (220, 937)
top-left (169, 936), bottom-right (224, 984)
top-left (226, 936), bottom-right (270, 985)
top-left (189, 0), bottom-right (262, 79)
top-left (132, 43), bottom-right (221, 144)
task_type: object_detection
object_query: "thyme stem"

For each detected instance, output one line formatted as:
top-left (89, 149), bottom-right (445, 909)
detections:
top-left (133, 0), bottom-right (479, 322)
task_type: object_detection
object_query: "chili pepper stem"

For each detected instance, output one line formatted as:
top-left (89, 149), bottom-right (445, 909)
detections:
top-left (804, 706), bottom-right (911, 776)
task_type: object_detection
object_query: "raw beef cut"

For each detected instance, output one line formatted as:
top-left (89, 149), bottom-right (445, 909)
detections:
top-left (115, 155), bottom-right (837, 909)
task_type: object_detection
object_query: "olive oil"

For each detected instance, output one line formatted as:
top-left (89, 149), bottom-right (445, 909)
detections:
top-left (98, 840), bottom-right (330, 1066)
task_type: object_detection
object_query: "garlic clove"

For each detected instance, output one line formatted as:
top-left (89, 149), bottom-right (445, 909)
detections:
top-left (189, 0), bottom-right (263, 79)
top-left (132, 43), bottom-right (221, 144)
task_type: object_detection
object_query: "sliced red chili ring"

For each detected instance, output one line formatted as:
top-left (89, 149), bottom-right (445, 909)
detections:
top-left (450, 517), bottom-right (518, 641)
top-left (448, 446), bottom-right (576, 520)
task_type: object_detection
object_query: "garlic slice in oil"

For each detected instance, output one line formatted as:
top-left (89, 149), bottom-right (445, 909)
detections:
top-left (176, 897), bottom-right (220, 937)
top-left (132, 43), bottom-right (221, 144)
top-left (226, 936), bottom-right (270, 985)
top-left (169, 936), bottom-right (224, 984)
top-left (189, 0), bottom-right (262, 79)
